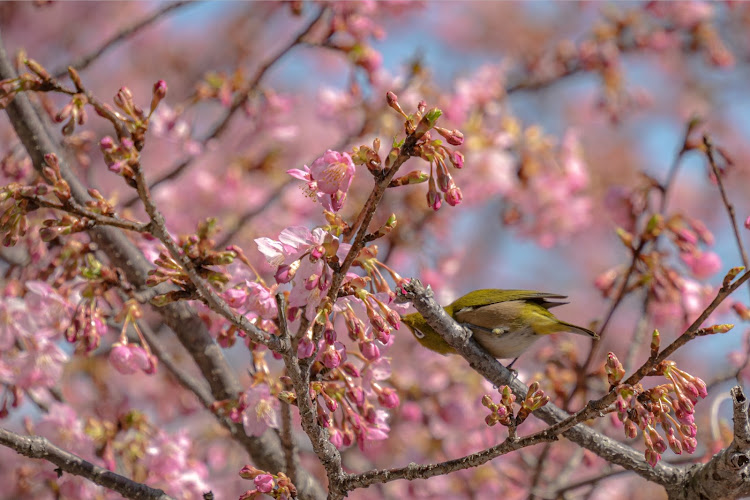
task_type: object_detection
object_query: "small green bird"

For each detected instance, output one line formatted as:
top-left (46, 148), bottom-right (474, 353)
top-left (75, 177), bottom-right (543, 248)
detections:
top-left (402, 289), bottom-right (598, 366)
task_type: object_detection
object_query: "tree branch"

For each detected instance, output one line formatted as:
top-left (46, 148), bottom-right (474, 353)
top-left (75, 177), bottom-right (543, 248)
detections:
top-left (123, 5), bottom-right (328, 206)
top-left (52, 1), bottom-right (197, 79)
top-left (666, 386), bottom-right (750, 500)
top-left (703, 134), bottom-right (750, 300)
top-left (396, 278), bottom-right (704, 486)
top-left (0, 427), bottom-right (174, 500)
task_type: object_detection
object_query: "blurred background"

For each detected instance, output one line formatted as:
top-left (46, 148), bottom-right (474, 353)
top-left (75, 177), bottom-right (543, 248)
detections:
top-left (2, 1), bottom-right (750, 498)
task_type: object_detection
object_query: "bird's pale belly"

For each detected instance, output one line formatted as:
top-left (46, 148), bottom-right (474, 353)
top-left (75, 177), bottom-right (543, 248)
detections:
top-left (470, 325), bottom-right (540, 359)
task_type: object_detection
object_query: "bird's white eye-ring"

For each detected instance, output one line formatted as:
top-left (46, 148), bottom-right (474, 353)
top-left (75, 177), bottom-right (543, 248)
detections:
top-left (413, 328), bottom-right (425, 339)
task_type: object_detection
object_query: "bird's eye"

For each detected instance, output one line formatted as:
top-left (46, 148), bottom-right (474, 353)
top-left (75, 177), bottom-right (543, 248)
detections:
top-left (413, 328), bottom-right (425, 339)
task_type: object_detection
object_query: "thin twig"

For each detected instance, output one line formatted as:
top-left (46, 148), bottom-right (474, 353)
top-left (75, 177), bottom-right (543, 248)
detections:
top-left (274, 293), bottom-right (301, 483)
top-left (52, 1), bottom-right (197, 79)
top-left (341, 426), bottom-right (558, 490)
top-left (552, 467), bottom-right (628, 495)
top-left (0, 427), bottom-right (174, 500)
top-left (703, 135), bottom-right (750, 300)
top-left (567, 239), bottom-right (646, 408)
top-left (572, 119), bottom-right (697, 405)
top-left (123, 6), bottom-right (328, 207)
top-left (19, 195), bottom-right (150, 232)
top-left (129, 154), bottom-right (288, 353)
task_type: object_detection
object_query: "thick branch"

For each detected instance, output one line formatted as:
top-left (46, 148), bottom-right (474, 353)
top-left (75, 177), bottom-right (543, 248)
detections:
top-left (0, 427), bottom-right (173, 500)
top-left (666, 386), bottom-right (750, 500)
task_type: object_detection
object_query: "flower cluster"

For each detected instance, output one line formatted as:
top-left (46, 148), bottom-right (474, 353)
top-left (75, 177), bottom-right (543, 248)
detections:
top-left (302, 360), bottom-right (395, 451)
top-left (107, 300), bottom-right (157, 375)
top-left (597, 179), bottom-right (726, 328)
top-left (239, 465), bottom-right (296, 500)
top-left (607, 352), bottom-right (707, 466)
top-left (386, 91), bottom-right (465, 210)
top-left (440, 64), bottom-right (593, 246)
top-left (644, 1), bottom-right (733, 67)
top-left (0, 281), bottom-right (71, 414)
top-left (482, 382), bottom-right (550, 429)
top-left (234, 223), bottom-right (404, 449)
top-left (85, 408), bottom-right (210, 498)
top-left (256, 225), bottom-right (346, 320)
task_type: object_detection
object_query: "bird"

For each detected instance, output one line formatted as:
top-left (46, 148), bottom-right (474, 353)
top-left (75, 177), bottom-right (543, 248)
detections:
top-left (401, 289), bottom-right (598, 368)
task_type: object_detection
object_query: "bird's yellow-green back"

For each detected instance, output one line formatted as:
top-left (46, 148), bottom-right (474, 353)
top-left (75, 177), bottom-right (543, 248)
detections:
top-left (402, 289), bottom-right (597, 358)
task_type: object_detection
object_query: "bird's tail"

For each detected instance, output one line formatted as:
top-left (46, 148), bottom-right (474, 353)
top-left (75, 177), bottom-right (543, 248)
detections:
top-left (560, 320), bottom-right (599, 339)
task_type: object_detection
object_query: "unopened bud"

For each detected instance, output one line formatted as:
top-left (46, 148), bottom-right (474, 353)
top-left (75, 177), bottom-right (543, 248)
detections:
top-left (386, 91), bottom-right (407, 118)
top-left (68, 66), bottom-right (83, 91)
top-left (615, 227), bottom-right (634, 248)
top-left (414, 108), bottom-right (443, 138)
top-left (723, 266), bottom-right (745, 289)
top-left (605, 352), bottom-right (625, 385)
top-left (25, 58), bottom-right (50, 80)
top-left (150, 79), bottom-right (167, 113)
top-left (650, 329), bottom-right (660, 356)
top-left (732, 302), bottom-right (750, 321)
top-left (450, 150), bottom-right (464, 169)
top-left (435, 126), bottom-right (464, 146)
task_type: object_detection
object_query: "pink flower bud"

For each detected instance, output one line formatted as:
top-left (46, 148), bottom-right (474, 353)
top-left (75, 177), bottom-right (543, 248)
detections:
top-left (109, 343), bottom-right (137, 374)
top-left (324, 327), bottom-right (336, 345)
top-left (153, 80), bottom-right (167, 100)
top-left (347, 387), bottom-right (365, 408)
top-left (131, 345), bottom-right (152, 371)
top-left (359, 340), bottom-right (380, 361)
top-left (445, 186), bottom-right (463, 206)
top-left (450, 151), bottom-right (464, 169)
top-left (275, 263), bottom-right (297, 284)
top-left (120, 138), bottom-right (134, 150)
top-left (254, 474), bottom-right (274, 493)
top-left (624, 419), bottom-right (638, 439)
top-left (682, 436), bottom-right (697, 454)
top-left (322, 347), bottom-right (342, 369)
top-left (329, 428), bottom-right (344, 449)
top-left (377, 387), bottom-right (400, 409)
top-left (427, 174), bottom-right (442, 211)
top-left (297, 335), bottom-right (315, 359)
top-left (99, 136), bottom-right (115, 152)
top-left (645, 448), bottom-right (660, 467)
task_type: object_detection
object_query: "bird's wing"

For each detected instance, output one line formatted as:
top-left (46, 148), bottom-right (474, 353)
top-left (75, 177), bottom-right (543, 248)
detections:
top-left (449, 290), bottom-right (568, 311)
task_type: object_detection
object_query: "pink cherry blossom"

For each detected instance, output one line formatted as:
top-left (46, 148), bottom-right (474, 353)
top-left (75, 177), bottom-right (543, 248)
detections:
top-left (242, 384), bottom-right (280, 437)
top-left (288, 150), bottom-right (356, 212)
top-left (246, 281), bottom-right (278, 319)
top-left (11, 338), bottom-right (68, 389)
